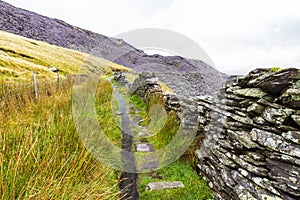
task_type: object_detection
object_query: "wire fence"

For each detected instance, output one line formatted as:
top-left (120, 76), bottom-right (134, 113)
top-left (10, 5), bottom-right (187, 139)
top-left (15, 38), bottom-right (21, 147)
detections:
top-left (0, 73), bottom-right (88, 113)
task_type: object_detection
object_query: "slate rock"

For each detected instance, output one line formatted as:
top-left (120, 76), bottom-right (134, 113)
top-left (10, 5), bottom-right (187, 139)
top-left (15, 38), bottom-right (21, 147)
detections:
top-left (282, 131), bottom-right (300, 144)
top-left (291, 115), bottom-right (300, 126)
top-left (136, 144), bottom-right (154, 152)
top-left (280, 80), bottom-right (300, 109)
top-left (262, 107), bottom-right (294, 125)
top-left (250, 128), bottom-right (300, 158)
top-left (250, 68), bottom-right (299, 95)
top-left (145, 181), bottom-right (184, 191)
top-left (227, 130), bottom-right (258, 149)
top-left (247, 103), bottom-right (265, 116)
top-left (115, 111), bottom-right (123, 115)
top-left (233, 88), bottom-right (268, 99)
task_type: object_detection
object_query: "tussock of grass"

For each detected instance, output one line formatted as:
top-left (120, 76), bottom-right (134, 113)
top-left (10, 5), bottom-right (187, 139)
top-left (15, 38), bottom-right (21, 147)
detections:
top-left (0, 81), bottom-right (120, 199)
top-left (0, 30), bottom-right (129, 82)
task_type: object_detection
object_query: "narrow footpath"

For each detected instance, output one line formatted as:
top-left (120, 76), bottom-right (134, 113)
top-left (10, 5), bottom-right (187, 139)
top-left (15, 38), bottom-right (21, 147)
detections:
top-left (110, 76), bottom-right (187, 199)
top-left (112, 84), bottom-right (139, 200)
top-left (111, 81), bottom-right (159, 200)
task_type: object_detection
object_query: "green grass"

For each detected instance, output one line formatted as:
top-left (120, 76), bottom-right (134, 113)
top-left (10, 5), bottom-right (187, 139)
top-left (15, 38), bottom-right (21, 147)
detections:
top-left (126, 89), bottom-right (212, 199)
top-left (0, 82), bottom-right (120, 199)
top-left (147, 111), bottom-right (180, 149)
top-left (143, 93), bottom-right (180, 149)
top-left (0, 30), bottom-right (129, 82)
top-left (129, 94), bottom-right (148, 122)
top-left (95, 80), bottom-right (122, 147)
top-left (139, 159), bottom-right (213, 200)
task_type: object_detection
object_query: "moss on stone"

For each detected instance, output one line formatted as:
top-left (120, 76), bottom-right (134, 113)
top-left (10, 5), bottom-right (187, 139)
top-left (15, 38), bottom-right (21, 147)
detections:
top-left (269, 67), bottom-right (282, 73)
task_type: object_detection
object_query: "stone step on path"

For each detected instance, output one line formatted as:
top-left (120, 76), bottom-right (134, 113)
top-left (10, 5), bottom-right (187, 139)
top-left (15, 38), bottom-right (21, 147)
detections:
top-left (145, 181), bottom-right (185, 191)
top-left (135, 143), bottom-right (155, 152)
top-left (140, 161), bottom-right (159, 171)
top-left (135, 143), bottom-right (158, 171)
top-left (144, 154), bottom-right (157, 161)
top-left (134, 140), bottom-right (185, 191)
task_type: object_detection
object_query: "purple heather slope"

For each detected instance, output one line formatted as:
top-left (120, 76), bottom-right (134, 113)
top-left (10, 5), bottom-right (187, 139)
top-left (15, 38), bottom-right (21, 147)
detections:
top-left (0, 0), bottom-right (228, 96)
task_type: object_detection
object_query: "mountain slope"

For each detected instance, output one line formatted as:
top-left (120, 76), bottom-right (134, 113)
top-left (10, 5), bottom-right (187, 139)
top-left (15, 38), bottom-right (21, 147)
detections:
top-left (0, 30), bottom-right (128, 82)
top-left (0, 0), bottom-right (137, 61)
top-left (0, 0), bottom-right (227, 96)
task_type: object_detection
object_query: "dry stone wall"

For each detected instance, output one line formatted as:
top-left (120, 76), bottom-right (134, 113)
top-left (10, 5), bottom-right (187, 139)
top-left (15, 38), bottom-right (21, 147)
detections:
top-left (115, 68), bottom-right (300, 200)
top-left (197, 68), bottom-right (300, 200)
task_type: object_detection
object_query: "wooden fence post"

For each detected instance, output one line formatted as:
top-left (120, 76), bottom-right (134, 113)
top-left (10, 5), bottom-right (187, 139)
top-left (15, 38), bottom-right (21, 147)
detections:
top-left (33, 73), bottom-right (38, 102)
top-left (69, 73), bottom-right (72, 86)
top-left (57, 72), bottom-right (60, 90)
top-left (1, 82), bottom-right (4, 100)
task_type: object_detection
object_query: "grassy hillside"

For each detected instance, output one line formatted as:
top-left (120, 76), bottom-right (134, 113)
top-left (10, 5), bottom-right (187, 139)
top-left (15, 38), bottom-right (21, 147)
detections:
top-left (0, 30), bottom-right (130, 199)
top-left (0, 30), bottom-right (129, 82)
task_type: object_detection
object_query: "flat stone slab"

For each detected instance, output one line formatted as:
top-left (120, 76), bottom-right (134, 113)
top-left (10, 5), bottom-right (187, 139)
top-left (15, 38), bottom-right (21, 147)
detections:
top-left (115, 111), bottom-right (123, 115)
top-left (133, 140), bottom-right (143, 143)
top-left (145, 181), bottom-right (185, 191)
top-left (138, 132), bottom-right (151, 137)
top-left (144, 155), bottom-right (157, 161)
top-left (137, 119), bottom-right (146, 125)
top-left (136, 144), bottom-right (155, 152)
top-left (140, 161), bottom-right (158, 170)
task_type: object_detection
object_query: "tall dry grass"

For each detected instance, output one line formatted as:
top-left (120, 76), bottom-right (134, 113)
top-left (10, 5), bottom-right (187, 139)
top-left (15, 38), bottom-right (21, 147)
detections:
top-left (0, 79), bottom-right (120, 199)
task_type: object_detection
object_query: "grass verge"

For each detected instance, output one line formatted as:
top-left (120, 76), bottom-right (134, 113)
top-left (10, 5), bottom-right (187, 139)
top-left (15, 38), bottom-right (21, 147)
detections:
top-left (96, 80), bottom-right (122, 148)
top-left (0, 81), bottom-right (120, 199)
top-left (127, 89), bottom-right (212, 199)
top-left (139, 159), bottom-right (213, 200)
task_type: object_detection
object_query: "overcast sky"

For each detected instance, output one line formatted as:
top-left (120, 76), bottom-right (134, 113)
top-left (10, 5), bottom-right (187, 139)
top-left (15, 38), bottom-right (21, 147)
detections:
top-left (5, 0), bottom-right (300, 74)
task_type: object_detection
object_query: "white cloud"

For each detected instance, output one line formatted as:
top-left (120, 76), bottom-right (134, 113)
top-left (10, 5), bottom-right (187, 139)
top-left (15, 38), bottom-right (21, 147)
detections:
top-left (4, 0), bottom-right (300, 74)
top-left (142, 0), bottom-right (300, 74)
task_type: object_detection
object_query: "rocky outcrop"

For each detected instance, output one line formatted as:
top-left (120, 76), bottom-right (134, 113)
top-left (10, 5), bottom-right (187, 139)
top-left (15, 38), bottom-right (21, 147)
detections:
top-left (197, 68), bottom-right (300, 200)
